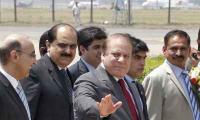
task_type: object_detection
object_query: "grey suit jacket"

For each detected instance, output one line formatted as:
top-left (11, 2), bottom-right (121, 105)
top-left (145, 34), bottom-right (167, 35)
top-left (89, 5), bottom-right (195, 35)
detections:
top-left (142, 62), bottom-right (193, 120)
top-left (0, 72), bottom-right (29, 120)
top-left (74, 66), bottom-right (147, 120)
top-left (21, 55), bottom-right (73, 120)
top-left (69, 59), bottom-right (89, 85)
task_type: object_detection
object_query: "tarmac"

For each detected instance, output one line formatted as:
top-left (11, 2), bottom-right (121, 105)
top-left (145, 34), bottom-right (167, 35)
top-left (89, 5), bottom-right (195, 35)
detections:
top-left (0, 25), bottom-right (199, 65)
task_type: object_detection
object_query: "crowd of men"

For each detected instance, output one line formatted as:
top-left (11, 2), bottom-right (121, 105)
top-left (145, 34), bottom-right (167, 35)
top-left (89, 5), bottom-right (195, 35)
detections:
top-left (0, 23), bottom-right (200, 120)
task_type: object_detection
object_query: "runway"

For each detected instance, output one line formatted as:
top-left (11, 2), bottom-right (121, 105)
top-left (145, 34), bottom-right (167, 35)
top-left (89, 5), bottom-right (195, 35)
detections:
top-left (0, 25), bottom-right (198, 64)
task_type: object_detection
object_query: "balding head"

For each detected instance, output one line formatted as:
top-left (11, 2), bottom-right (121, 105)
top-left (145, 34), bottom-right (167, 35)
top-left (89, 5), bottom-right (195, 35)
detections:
top-left (48, 23), bottom-right (78, 43)
top-left (101, 33), bottom-right (133, 78)
top-left (0, 34), bottom-right (33, 65)
top-left (0, 34), bottom-right (36, 80)
top-left (46, 23), bottom-right (78, 68)
top-left (102, 33), bottom-right (132, 55)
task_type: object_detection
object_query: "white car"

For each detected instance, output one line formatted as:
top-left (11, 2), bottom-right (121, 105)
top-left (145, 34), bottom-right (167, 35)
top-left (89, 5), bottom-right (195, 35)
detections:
top-left (68, 1), bottom-right (99, 9)
top-left (142, 0), bottom-right (193, 9)
top-left (17, 0), bottom-right (33, 7)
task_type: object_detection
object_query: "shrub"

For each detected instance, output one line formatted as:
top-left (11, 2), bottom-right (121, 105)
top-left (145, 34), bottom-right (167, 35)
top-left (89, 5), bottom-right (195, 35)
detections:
top-left (138, 55), bottom-right (165, 82)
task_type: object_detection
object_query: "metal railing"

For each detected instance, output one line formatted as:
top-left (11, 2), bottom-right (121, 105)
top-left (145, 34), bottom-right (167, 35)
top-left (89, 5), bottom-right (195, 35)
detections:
top-left (0, 0), bottom-right (199, 25)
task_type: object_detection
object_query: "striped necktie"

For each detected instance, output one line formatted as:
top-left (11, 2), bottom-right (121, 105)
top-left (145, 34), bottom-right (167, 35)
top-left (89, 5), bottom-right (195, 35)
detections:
top-left (60, 69), bottom-right (73, 96)
top-left (16, 82), bottom-right (31, 120)
top-left (182, 71), bottom-right (200, 120)
top-left (118, 79), bottom-right (139, 120)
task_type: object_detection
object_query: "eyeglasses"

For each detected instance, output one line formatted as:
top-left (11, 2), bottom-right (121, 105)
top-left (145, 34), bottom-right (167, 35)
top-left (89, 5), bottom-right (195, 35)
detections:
top-left (16, 49), bottom-right (36, 58)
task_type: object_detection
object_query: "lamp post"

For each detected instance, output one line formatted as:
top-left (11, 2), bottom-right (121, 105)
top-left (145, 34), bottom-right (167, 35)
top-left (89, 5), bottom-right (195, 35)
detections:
top-left (14, 0), bottom-right (17, 22)
top-left (0, 0), bottom-right (1, 22)
top-left (168, 0), bottom-right (171, 24)
top-left (52, 0), bottom-right (55, 22)
top-left (127, 0), bottom-right (131, 25)
top-left (90, 0), bottom-right (93, 23)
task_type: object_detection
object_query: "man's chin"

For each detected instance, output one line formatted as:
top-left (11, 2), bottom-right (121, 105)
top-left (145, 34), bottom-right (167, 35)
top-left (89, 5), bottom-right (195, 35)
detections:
top-left (61, 56), bottom-right (73, 60)
top-left (172, 57), bottom-right (185, 61)
top-left (61, 57), bottom-right (73, 62)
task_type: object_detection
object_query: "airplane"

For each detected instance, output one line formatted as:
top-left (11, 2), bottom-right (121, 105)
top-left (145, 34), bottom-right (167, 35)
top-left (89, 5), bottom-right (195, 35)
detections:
top-left (68, 0), bottom-right (99, 9)
top-left (17, 0), bottom-right (33, 7)
top-left (142, 0), bottom-right (194, 9)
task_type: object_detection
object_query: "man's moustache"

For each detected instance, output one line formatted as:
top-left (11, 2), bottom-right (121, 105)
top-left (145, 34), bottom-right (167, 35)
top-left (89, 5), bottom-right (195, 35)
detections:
top-left (172, 53), bottom-right (184, 59)
top-left (60, 53), bottom-right (72, 57)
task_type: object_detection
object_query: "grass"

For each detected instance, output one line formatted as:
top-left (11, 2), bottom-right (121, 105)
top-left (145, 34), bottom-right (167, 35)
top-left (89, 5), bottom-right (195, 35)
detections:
top-left (138, 55), bottom-right (165, 82)
top-left (0, 8), bottom-right (200, 26)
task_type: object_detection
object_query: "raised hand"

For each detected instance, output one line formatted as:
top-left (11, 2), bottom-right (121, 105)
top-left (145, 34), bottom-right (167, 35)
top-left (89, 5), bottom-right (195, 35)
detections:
top-left (97, 94), bottom-right (122, 117)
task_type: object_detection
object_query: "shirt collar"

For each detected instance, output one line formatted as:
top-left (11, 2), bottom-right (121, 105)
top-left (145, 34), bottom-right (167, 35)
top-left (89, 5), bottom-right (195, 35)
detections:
top-left (100, 63), bottom-right (125, 82)
top-left (57, 66), bottom-right (67, 71)
top-left (47, 52), bottom-right (50, 57)
top-left (165, 60), bottom-right (185, 79)
top-left (125, 75), bottom-right (136, 83)
top-left (0, 65), bottom-right (19, 89)
top-left (47, 52), bottom-right (67, 70)
top-left (80, 58), bottom-right (95, 71)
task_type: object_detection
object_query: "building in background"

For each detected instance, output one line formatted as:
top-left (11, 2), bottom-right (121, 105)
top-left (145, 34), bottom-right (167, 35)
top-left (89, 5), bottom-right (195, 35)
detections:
top-left (142, 0), bottom-right (195, 9)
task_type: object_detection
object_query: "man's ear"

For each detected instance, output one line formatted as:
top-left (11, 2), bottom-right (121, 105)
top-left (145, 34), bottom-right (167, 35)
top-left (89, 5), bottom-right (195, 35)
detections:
top-left (189, 46), bottom-right (191, 55)
top-left (10, 50), bottom-right (20, 63)
top-left (162, 46), bottom-right (167, 55)
top-left (80, 45), bottom-right (86, 54)
top-left (46, 40), bottom-right (50, 51)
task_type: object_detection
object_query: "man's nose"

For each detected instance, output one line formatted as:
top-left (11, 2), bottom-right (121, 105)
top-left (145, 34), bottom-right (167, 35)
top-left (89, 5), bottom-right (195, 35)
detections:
top-left (176, 49), bottom-right (182, 55)
top-left (32, 57), bottom-right (37, 64)
top-left (118, 56), bottom-right (126, 62)
top-left (64, 46), bottom-right (72, 53)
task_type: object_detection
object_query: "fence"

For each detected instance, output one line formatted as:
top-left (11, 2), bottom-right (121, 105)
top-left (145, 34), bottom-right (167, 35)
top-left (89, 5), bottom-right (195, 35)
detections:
top-left (0, 0), bottom-right (200, 26)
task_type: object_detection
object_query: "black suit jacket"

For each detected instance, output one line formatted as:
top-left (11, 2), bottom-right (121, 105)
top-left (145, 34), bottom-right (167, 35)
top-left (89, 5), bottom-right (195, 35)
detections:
top-left (69, 59), bottom-right (89, 85)
top-left (21, 55), bottom-right (73, 120)
top-left (74, 66), bottom-right (149, 120)
top-left (0, 72), bottom-right (29, 120)
top-left (134, 81), bottom-right (149, 120)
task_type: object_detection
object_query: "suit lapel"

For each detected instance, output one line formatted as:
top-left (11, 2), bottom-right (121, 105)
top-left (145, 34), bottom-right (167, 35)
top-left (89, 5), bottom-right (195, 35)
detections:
top-left (0, 72), bottom-right (28, 118)
top-left (44, 55), bottom-right (72, 102)
top-left (96, 66), bottom-right (133, 119)
top-left (128, 80), bottom-right (145, 120)
top-left (78, 59), bottom-right (89, 75)
top-left (109, 76), bottom-right (133, 119)
top-left (162, 63), bottom-right (190, 104)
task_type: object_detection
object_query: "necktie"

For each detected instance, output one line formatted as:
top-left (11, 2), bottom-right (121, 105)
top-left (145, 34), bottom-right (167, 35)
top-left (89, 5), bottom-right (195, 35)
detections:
top-left (182, 71), bottom-right (200, 120)
top-left (16, 82), bottom-right (31, 120)
top-left (118, 79), bottom-right (139, 120)
top-left (60, 69), bottom-right (73, 96)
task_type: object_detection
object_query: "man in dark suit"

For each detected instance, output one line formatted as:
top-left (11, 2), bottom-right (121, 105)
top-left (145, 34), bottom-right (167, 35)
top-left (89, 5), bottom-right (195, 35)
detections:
top-left (74, 33), bottom-right (145, 120)
top-left (197, 28), bottom-right (200, 51)
top-left (21, 23), bottom-right (78, 120)
top-left (69, 26), bottom-right (107, 85)
top-left (0, 34), bottom-right (36, 120)
top-left (38, 30), bottom-right (49, 56)
top-left (126, 36), bottom-right (149, 120)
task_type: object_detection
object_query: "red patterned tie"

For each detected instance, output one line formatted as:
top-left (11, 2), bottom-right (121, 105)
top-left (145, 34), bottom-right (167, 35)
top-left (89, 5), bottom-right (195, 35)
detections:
top-left (118, 79), bottom-right (139, 120)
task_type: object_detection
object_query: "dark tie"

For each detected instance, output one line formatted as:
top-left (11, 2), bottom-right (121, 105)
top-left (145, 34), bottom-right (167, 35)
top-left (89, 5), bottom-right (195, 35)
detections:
top-left (118, 79), bottom-right (139, 120)
top-left (60, 69), bottom-right (73, 96)
top-left (182, 71), bottom-right (200, 120)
